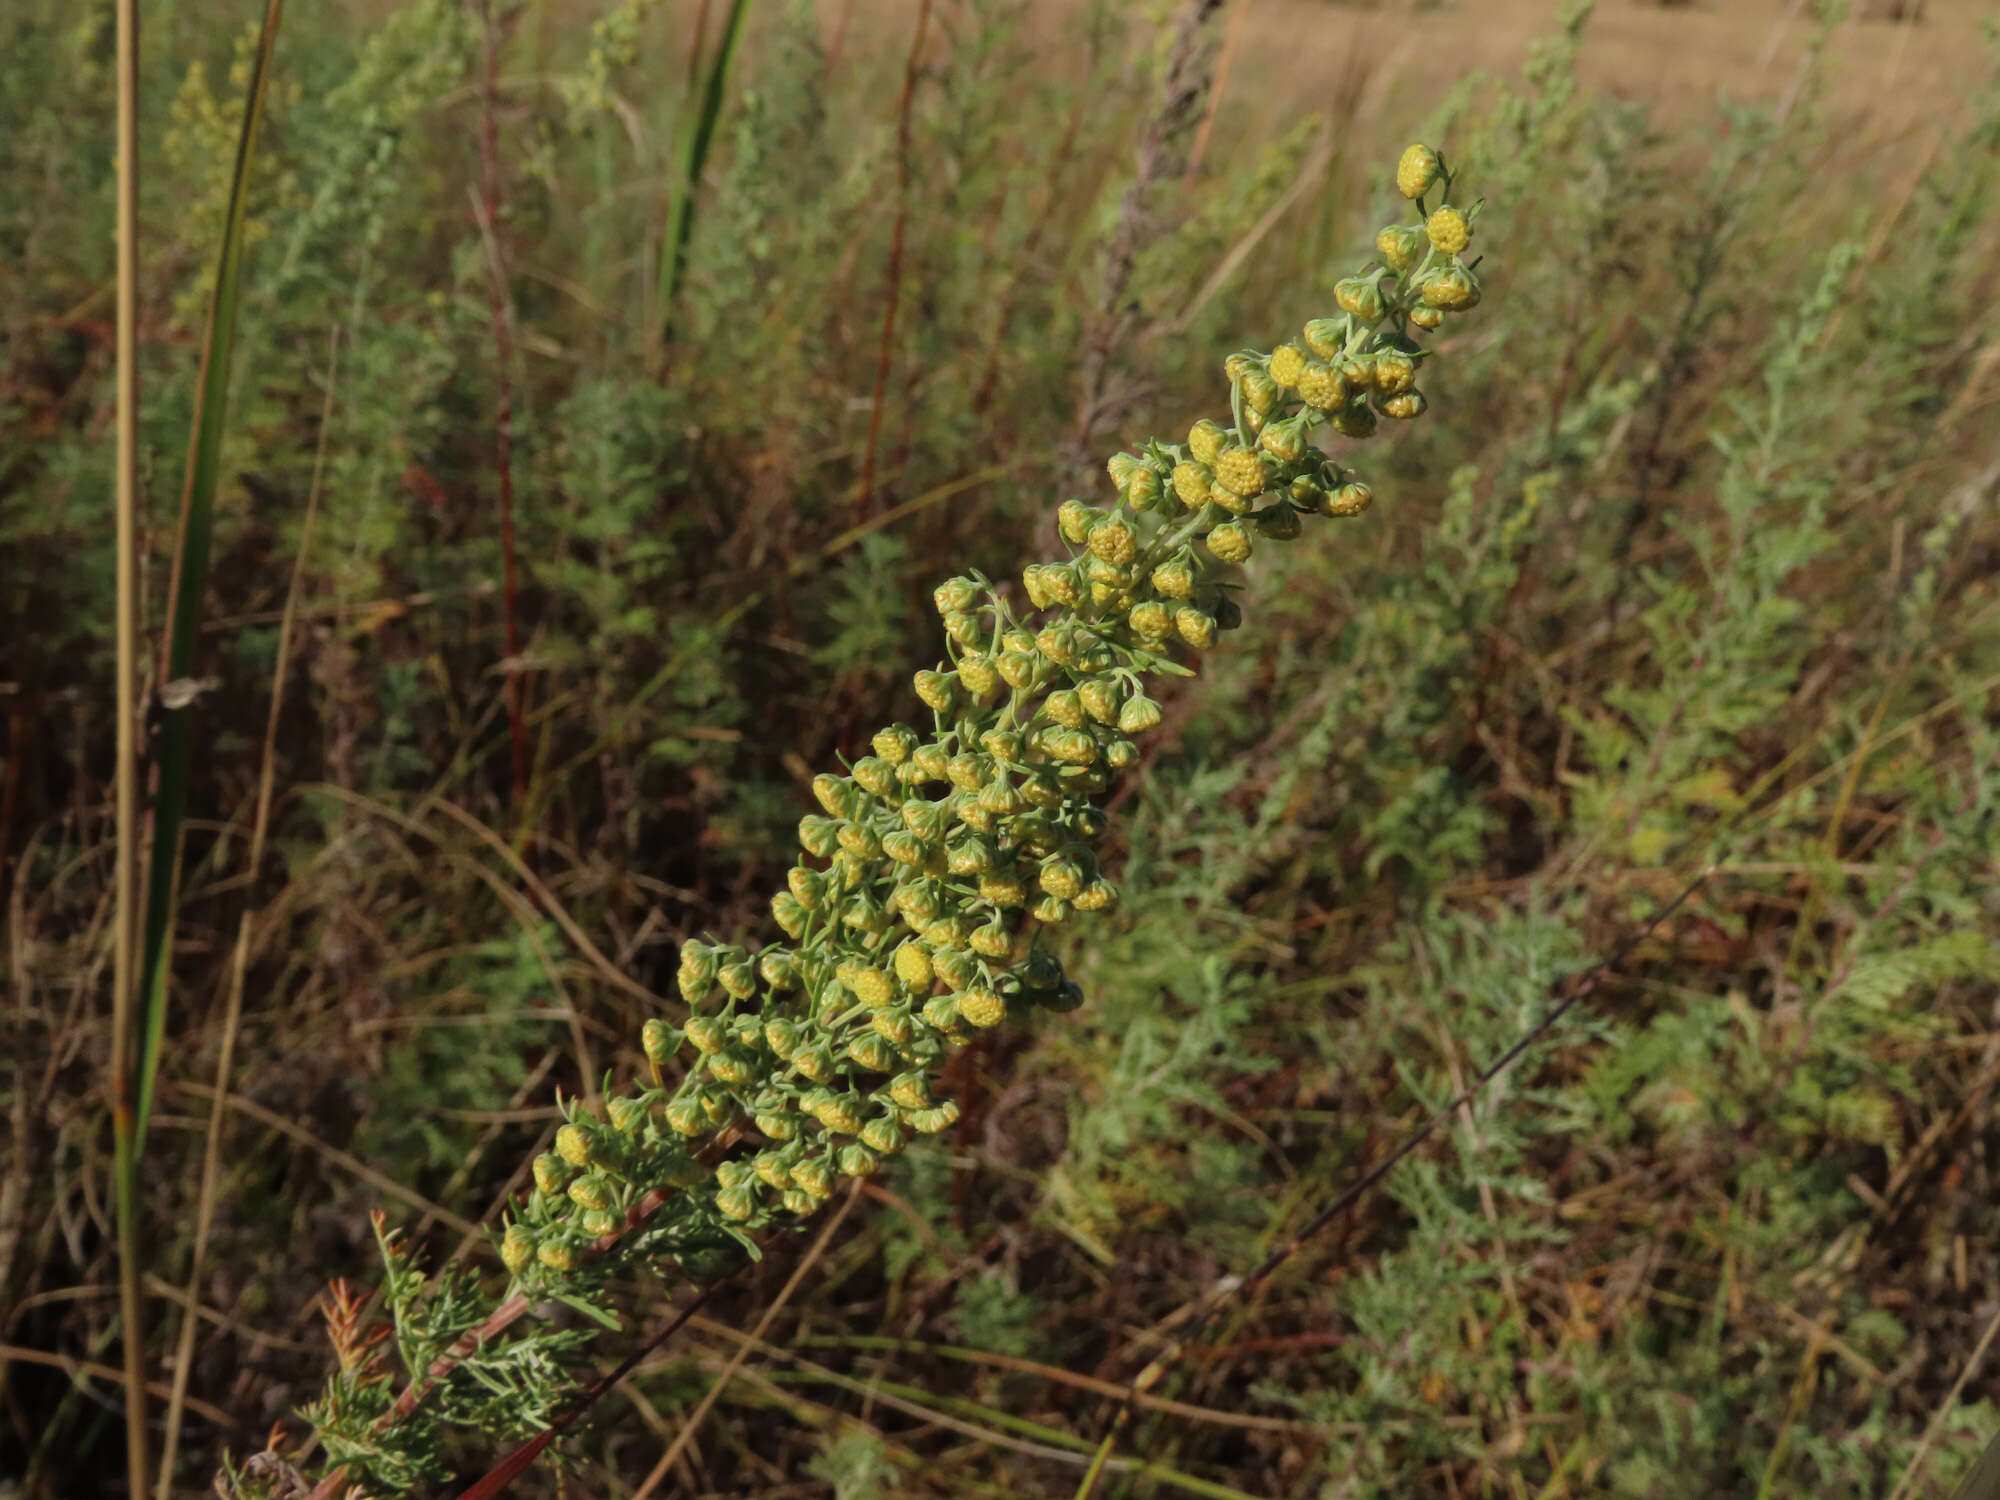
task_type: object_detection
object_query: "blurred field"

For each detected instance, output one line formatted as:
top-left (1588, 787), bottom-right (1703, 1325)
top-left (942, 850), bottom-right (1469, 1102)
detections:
top-left (5, 0), bottom-right (2000, 1496)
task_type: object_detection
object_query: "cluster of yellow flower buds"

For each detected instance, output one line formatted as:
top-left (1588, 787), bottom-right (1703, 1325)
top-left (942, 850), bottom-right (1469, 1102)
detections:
top-left (495, 144), bottom-right (1487, 1280)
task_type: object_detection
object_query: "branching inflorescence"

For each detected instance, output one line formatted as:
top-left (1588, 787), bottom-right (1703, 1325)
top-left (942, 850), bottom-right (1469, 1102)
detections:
top-left (292, 143), bottom-right (1489, 1494)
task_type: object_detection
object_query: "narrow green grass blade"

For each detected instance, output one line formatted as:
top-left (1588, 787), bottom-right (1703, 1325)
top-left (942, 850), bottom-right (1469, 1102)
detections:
top-left (656, 0), bottom-right (752, 347)
top-left (132, 0), bottom-right (286, 1157)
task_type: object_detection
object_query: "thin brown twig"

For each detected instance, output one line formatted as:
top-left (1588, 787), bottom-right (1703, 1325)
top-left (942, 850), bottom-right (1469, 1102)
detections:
top-left (1184, 0), bottom-right (1249, 182)
top-left (1066, 0), bottom-right (1224, 479)
top-left (629, 1183), bottom-right (864, 1498)
top-left (473, 0), bottom-right (530, 807)
top-left (855, 0), bottom-right (931, 521)
top-left (1071, 864), bottom-right (1718, 1500)
top-left (155, 327), bottom-right (341, 1500)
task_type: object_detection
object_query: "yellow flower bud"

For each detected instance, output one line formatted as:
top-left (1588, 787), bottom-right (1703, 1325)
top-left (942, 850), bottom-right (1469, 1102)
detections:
top-left (715, 1185), bottom-right (757, 1221)
top-left (1176, 607), bottom-right (1216, 649)
top-left (1267, 343), bottom-right (1307, 388)
top-left (1380, 390), bottom-right (1427, 420)
top-left (641, 1018), bottom-right (680, 1066)
top-left (1328, 480), bottom-right (1373, 516)
top-left (1297, 361), bottom-right (1348, 412)
top-left (555, 1124), bottom-right (593, 1168)
top-left (860, 1116), bottom-right (906, 1156)
top-left (1376, 224), bottom-right (1424, 273)
top-left (1152, 559), bottom-right (1196, 599)
top-left (1212, 446), bottom-right (1267, 499)
top-left (1425, 204), bottom-right (1470, 257)
top-left (1128, 600), bottom-right (1174, 641)
top-left (1172, 460), bottom-right (1214, 510)
top-left (1206, 523), bottom-right (1252, 564)
top-left (839, 1142), bottom-right (881, 1177)
top-left (537, 1236), bottom-right (578, 1273)
top-left (958, 988), bottom-right (1005, 1029)
top-left (1335, 276), bottom-right (1385, 323)
top-left (890, 1071), bottom-right (936, 1110)
top-left (1044, 689), bottom-right (1085, 729)
top-left (501, 1223), bottom-right (537, 1275)
top-left (793, 1156), bottom-right (834, 1200)
top-left (913, 668), bottom-right (960, 715)
top-left (1372, 349), bottom-right (1417, 395)
top-left (1187, 418), bottom-right (1228, 465)
top-left (1421, 263), bottom-right (1480, 310)
top-left (1089, 519), bottom-right (1137, 565)
top-left (1396, 142), bottom-right (1441, 200)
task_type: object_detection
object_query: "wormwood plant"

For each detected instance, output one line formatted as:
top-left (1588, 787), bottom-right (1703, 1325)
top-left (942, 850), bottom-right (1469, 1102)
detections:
top-left (253, 142), bottom-right (1496, 1496)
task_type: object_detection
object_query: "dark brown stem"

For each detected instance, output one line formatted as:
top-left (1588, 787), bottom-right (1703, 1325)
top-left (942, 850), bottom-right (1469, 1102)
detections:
top-left (1066, 0), bottom-right (1223, 479)
top-left (474, 0), bottom-right (528, 806)
top-left (855, 0), bottom-right (931, 521)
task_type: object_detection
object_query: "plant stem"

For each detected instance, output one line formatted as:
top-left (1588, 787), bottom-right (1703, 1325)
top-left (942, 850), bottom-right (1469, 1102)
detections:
top-left (111, 0), bottom-right (145, 1488)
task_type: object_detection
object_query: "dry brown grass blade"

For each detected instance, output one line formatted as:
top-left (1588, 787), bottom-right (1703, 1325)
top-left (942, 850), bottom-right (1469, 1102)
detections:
top-left (628, 1182), bottom-right (864, 1498)
top-left (1891, 1303), bottom-right (2000, 1500)
top-left (171, 1082), bottom-right (479, 1239)
top-left (154, 328), bottom-right (339, 1497)
top-left (0, 1342), bottom-right (236, 1430)
top-left (1070, 864), bottom-right (1717, 1500)
top-left (472, 0), bottom-right (529, 810)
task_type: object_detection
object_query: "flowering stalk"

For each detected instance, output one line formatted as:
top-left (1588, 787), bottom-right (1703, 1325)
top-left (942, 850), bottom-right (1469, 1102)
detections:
top-left (271, 142), bottom-right (1489, 1497)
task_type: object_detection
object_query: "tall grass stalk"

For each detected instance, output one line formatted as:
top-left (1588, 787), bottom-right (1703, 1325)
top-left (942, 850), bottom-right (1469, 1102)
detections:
top-left (115, 2), bottom-right (283, 1488)
top-left (110, 0), bottom-right (144, 1488)
top-left (655, 0), bottom-right (752, 355)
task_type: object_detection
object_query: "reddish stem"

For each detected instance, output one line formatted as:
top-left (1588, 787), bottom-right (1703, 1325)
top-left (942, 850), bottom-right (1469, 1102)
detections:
top-left (855, 0), bottom-right (931, 521)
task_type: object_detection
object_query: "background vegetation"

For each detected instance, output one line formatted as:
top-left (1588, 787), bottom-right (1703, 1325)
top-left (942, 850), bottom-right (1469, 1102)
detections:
top-left (5, 0), bottom-right (2000, 1494)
